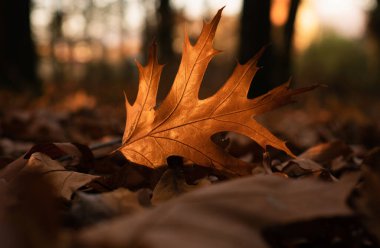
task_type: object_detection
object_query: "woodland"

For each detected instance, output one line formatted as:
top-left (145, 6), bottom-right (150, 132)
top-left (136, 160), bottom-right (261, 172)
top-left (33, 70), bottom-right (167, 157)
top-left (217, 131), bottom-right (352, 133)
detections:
top-left (0, 1), bottom-right (380, 247)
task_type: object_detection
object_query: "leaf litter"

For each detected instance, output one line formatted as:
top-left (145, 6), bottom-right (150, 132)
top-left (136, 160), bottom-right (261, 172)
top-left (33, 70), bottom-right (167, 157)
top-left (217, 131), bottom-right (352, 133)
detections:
top-left (0, 8), bottom-right (379, 248)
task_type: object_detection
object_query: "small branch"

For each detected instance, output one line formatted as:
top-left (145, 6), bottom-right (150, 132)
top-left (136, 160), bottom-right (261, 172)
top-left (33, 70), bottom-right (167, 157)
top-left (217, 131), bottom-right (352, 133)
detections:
top-left (57, 137), bottom-right (122, 163)
top-left (89, 137), bottom-right (122, 151)
top-left (262, 151), bottom-right (273, 174)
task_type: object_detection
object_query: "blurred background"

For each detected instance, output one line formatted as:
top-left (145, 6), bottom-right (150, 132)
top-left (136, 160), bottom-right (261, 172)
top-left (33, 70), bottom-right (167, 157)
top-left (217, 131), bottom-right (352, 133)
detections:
top-left (0, 0), bottom-right (379, 154)
top-left (1, 0), bottom-right (380, 102)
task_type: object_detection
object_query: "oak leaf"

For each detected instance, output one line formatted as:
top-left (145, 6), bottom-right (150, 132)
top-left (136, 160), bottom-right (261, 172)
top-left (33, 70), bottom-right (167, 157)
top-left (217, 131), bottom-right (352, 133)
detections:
top-left (120, 8), bottom-right (315, 175)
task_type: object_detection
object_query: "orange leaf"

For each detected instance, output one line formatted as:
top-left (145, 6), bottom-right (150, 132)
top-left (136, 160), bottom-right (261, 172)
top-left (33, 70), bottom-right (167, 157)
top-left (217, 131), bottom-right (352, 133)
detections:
top-left (120, 8), bottom-right (316, 175)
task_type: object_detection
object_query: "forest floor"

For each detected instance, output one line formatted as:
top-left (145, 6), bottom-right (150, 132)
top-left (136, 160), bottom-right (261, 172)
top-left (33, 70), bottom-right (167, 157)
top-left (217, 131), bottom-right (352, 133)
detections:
top-left (0, 88), bottom-right (379, 248)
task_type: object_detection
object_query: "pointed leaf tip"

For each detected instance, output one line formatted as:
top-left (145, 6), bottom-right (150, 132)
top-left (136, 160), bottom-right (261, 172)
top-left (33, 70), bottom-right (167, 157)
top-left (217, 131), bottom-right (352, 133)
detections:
top-left (213, 7), bottom-right (224, 22)
top-left (203, 6), bottom-right (223, 26)
top-left (123, 90), bottom-right (131, 106)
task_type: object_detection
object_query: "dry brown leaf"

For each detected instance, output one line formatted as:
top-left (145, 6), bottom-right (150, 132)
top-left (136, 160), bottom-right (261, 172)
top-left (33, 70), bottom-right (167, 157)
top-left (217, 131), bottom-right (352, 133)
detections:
top-left (278, 158), bottom-right (325, 178)
top-left (0, 156), bottom-right (28, 182)
top-left (71, 188), bottom-right (149, 226)
top-left (25, 153), bottom-right (98, 200)
top-left (0, 171), bottom-right (65, 248)
top-left (353, 147), bottom-right (380, 243)
top-left (299, 140), bottom-right (352, 165)
top-left (77, 174), bottom-right (357, 248)
top-left (0, 142), bottom-right (92, 182)
top-left (119, 8), bottom-right (316, 175)
top-left (151, 169), bottom-right (211, 204)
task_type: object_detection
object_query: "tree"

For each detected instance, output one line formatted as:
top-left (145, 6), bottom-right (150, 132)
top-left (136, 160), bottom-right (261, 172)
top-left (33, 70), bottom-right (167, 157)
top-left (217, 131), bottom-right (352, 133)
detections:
top-left (239, 0), bottom-right (301, 97)
top-left (279, 0), bottom-right (300, 83)
top-left (142, 0), bottom-right (175, 63)
top-left (239, 0), bottom-right (272, 98)
top-left (369, 0), bottom-right (380, 69)
top-left (157, 0), bottom-right (174, 61)
top-left (0, 0), bottom-right (41, 94)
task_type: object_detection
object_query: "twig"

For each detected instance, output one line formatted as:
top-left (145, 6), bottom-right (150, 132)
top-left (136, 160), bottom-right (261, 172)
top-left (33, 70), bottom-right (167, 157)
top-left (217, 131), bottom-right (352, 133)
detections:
top-left (89, 137), bottom-right (122, 151)
top-left (57, 137), bottom-right (122, 162)
top-left (262, 151), bottom-right (273, 174)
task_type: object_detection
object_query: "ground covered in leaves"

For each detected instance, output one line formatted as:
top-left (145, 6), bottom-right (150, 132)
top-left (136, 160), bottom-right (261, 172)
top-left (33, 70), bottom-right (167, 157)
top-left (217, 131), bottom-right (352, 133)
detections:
top-left (0, 95), bottom-right (379, 248)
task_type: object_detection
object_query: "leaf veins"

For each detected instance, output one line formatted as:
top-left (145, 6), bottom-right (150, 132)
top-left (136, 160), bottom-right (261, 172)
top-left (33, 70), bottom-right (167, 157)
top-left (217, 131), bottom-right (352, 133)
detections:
top-left (119, 8), bottom-right (316, 175)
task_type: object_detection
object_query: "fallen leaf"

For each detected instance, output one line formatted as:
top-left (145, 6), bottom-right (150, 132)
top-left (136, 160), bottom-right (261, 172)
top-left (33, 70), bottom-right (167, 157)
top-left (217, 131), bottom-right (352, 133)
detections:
top-left (0, 171), bottom-right (63, 248)
top-left (8, 153), bottom-right (98, 200)
top-left (299, 140), bottom-right (352, 165)
top-left (278, 158), bottom-right (325, 178)
top-left (24, 143), bottom-right (67, 160)
top-left (0, 156), bottom-right (13, 170)
top-left (119, 8), bottom-right (316, 175)
top-left (0, 142), bottom-right (95, 183)
top-left (92, 162), bottom-right (165, 192)
top-left (77, 174), bottom-right (357, 248)
top-left (1, 109), bottom-right (67, 142)
top-left (151, 169), bottom-right (211, 204)
top-left (70, 188), bottom-right (149, 226)
top-left (353, 147), bottom-right (380, 243)
top-left (0, 156), bottom-right (28, 182)
top-left (261, 216), bottom-right (374, 247)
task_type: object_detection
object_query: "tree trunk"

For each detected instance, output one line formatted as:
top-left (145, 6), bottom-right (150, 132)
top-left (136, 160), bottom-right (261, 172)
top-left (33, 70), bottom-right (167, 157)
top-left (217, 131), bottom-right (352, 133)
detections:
top-left (239, 0), bottom-right (272, 97)
top-left (0, 0), bottom-right (41, 94)
top-left (157, 0), bottom-right (174, 62)
top-left (368, 0), bottom-right (380, 89)
top-left (279, 0), bottom-right (300, 83)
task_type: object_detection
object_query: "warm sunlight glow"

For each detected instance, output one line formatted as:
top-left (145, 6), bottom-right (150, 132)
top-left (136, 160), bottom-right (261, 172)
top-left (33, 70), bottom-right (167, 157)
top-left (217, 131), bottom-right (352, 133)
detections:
top-left (31, 8), bottom-right (51, 27)
top-left (54, 42), bottom-right (71, 63)
top-left (271, 0), bottom-right (290, 27)
top-left (61, 90), bottom-right (97, 111)
top-left (73, 42), bottom-right (93, 63)
top-left (294, 1), bottom-right (319, 51)
top-left (63, 14), bottom-right (86, 40)
top-left (124, 0), bottom-right (146, 31)
top-left (171, 0), bottom-right (242, 19)
top-left (313, 0), bottom-right (368, 38)
top-left (294, 0), bottom-right (377, 51)
top-left (31, 0), bottom-right (377, 59)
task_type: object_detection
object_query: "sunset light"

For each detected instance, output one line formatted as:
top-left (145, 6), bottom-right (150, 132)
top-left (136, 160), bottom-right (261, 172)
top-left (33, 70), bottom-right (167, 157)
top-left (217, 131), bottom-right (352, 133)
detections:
top-left (31, 0), bottom-right (377, 57)
top-left (27, 0), bottom-right (380, 83)
top-left (294, 0), bottom-right (377, 51)
top-left (271, 0), bottom-right (290, 27)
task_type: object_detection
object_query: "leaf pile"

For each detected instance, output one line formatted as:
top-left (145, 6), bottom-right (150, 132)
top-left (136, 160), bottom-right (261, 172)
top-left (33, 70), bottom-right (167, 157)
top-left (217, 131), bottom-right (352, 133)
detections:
top-left (0, 141), bottom-right (379, 248)
top-left (0, 8), bottom-right (380, 248)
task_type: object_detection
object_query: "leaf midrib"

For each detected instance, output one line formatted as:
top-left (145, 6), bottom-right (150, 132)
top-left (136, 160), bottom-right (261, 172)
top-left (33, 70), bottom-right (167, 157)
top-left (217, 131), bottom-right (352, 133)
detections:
top-left (124, 58), bottom-right (267, 146)
top-left (147, 21), bottom-right (217, 136)
top-left (124, 100), bottom-right (269, 146)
